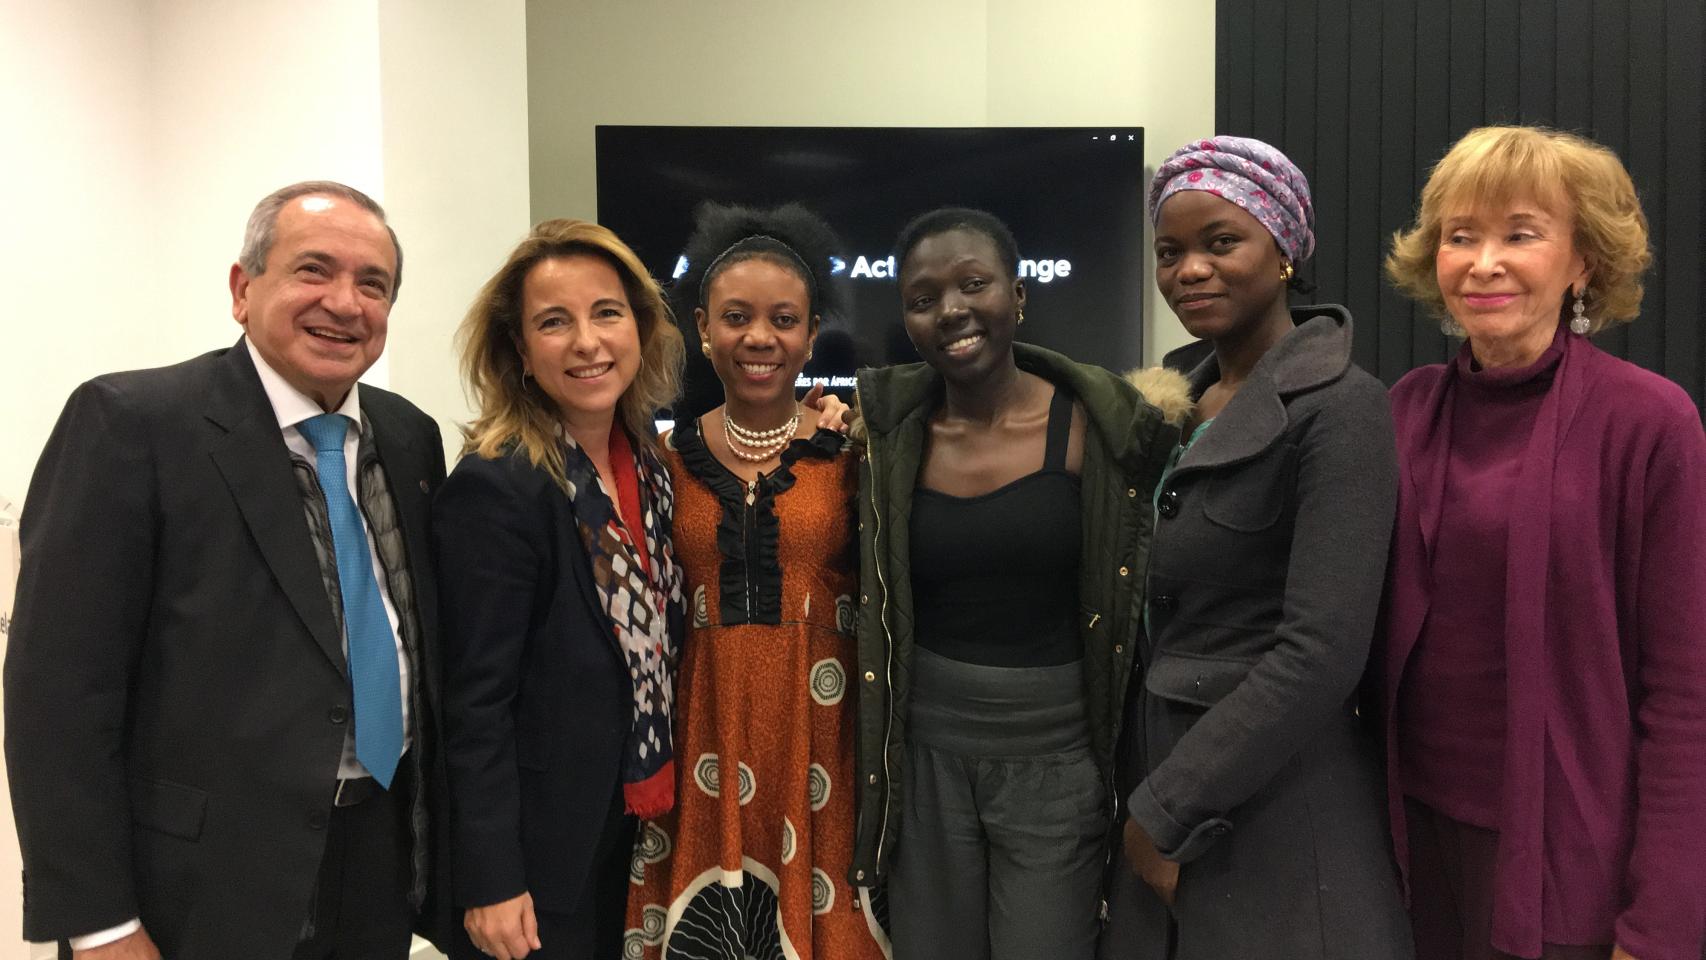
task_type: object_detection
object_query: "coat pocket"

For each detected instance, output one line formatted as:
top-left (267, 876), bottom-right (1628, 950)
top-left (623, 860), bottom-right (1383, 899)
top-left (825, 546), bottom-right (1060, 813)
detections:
top-left (129, 776), bottom-right (208, 841)
top-left (1202, 443), bottom-right (1297, 532)
top-left (1143, 652), bottom-right (1255, 710)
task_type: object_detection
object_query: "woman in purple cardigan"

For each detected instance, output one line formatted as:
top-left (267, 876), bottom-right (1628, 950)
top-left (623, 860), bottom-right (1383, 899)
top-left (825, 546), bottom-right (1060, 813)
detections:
top-left (1377, 125), bottom-right (1706, 960)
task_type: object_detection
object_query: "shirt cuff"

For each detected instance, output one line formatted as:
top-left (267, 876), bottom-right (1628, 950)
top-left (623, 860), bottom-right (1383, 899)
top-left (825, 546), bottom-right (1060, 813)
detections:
top-left (68, 918), bottom-right (142, 951)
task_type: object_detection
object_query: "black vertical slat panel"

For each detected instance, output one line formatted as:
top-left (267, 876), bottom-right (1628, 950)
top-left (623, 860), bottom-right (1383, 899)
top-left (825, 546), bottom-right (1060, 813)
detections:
top-left (1516, 0), bottom-right (1556, 124)
top-left (1662, 0), bottom-right (1704, 409)
top-left (1377, 0), bottom-right (1420, 379)
top-left (1552, 0), bottom-right (1594, 135)
top-left (1345, 0), bottom-right (1386, 376)
top-left (1282, 0), bottom-right (1318, 176)
top-left (1219, 0), bottom-right (1257, 136)
top-left (1311, 0), bottom-right (1351, 337)
top-left (1625, 0), bottom-right (1667, 374)
top-left (1483, 0), bottom-right (1521, 122)
top-left (1448, 0), bottom-right (1486, 138)
top-left (1412, 0), bottom-right (1453, 366)
top-left (1251, 5), bottom-right (1288, 145)
top-left (1589, 0), bottom-right (1633, 359)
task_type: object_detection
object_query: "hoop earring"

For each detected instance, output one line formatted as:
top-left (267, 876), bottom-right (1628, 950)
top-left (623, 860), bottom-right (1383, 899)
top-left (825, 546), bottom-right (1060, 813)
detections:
top-left (1570, 290), bottom-right (1591, 335)
top-left (1280, 261), bottom-right (1295, 283)
top-left (521, 369), bottom-right (533, 389)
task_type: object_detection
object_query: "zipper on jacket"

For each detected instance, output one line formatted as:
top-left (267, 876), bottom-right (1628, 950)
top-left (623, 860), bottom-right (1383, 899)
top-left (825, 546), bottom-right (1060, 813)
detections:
top-left (857, 382), bottom-right (899, 872)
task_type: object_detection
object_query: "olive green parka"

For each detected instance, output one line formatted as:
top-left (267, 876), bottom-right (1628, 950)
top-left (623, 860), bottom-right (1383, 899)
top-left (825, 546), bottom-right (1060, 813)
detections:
top-left (847, 342), bottom-right (1188, 888)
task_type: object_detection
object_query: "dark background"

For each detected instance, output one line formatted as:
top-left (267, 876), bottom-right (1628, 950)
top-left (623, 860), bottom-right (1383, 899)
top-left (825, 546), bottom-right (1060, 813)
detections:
top-left (1217, 0), bottom-right (1705, 412)
top-left (596, 126), bottom-right (1147, 418)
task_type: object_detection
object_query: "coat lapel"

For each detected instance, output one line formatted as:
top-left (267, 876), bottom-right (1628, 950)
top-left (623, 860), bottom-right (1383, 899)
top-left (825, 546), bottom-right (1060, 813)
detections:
top-left (204, 342), bottom-right (345, 674)
top-left (366, 399), bottom-right (441, 714)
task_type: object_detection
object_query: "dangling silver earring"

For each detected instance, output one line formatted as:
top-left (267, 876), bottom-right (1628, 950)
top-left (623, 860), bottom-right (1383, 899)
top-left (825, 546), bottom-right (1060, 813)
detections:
top-left (1570, 290), bottom-right (1591, 335)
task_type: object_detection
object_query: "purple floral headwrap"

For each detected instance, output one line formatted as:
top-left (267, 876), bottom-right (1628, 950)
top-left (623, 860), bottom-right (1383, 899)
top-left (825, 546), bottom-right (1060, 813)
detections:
top-left (1148, 136), bottom-right (1316, 263)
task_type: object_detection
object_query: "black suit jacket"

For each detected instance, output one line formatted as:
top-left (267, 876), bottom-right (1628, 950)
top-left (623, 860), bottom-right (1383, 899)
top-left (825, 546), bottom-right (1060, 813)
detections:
top-left (4, 341), bottom-right (457, 958)
top-left (431, 447), bottom-right (633, 917)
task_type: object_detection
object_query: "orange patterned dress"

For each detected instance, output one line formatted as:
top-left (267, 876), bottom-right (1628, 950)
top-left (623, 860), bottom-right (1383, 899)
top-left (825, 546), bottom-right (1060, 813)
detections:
top-left (624, 422), bottom-right (891, 960)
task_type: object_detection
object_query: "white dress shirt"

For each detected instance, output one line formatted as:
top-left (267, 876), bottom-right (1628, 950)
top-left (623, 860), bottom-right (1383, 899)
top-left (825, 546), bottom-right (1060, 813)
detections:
top-left (67, 342), bottom-right (411, 951)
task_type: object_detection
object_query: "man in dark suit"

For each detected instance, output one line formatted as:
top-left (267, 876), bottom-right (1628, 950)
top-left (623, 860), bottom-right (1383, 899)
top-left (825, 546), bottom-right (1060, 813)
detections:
top-left (5, 182), bottom-right (455, 959)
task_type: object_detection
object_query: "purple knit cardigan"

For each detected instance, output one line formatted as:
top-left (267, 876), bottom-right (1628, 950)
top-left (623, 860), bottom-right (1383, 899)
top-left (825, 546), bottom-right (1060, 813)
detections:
top-left (1375, 327), bottom-right (1706, 960)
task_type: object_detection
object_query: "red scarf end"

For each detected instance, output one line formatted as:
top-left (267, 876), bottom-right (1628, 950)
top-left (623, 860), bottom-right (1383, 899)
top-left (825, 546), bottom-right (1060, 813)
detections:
top-left (625, 761), bottom-right (675, 818)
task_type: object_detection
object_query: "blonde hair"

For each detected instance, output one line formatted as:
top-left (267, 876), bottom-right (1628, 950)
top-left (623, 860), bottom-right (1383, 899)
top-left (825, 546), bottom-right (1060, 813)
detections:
top-left (1386, 125), bottom-right (1652, 333)
top-left (457, 219), bottom-right (684, 488)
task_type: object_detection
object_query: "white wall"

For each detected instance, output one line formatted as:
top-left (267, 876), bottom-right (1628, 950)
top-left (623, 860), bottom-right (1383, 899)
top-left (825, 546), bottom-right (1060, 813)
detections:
top-left (524, 0), bottom-right (1219, 366)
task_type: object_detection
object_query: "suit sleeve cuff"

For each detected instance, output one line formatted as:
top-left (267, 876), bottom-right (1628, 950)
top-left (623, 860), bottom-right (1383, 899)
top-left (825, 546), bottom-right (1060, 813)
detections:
top-left (68, 918), bottom-right (142, 950)
top-left (1127, 780), bottom-right (1234, 864)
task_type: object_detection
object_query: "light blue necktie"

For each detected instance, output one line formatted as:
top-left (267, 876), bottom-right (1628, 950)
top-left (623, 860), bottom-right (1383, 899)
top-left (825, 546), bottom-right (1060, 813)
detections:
top-left (299, 413), bottom-right (404, 788)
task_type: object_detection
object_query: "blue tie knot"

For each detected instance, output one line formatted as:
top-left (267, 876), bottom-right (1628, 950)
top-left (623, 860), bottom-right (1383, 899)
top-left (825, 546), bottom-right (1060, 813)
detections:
top-left (300, 413), bottom-right (351, 455)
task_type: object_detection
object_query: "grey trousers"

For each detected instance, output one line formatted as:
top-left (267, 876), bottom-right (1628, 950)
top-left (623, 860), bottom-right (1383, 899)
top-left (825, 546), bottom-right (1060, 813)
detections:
top-left (889, 648), bottom-right (1107, 960)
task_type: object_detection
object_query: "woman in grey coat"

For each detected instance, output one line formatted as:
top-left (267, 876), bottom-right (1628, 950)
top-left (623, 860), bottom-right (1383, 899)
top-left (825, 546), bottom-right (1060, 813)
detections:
top-left (1102, 136), bottom-right (1412, 960)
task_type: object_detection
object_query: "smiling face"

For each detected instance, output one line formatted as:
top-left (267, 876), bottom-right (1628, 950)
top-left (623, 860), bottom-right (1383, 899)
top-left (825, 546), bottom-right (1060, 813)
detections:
top-left (695, 257), bottom-right (816, 413)
top-left (899, 228), bottom-right (1024, 384)
top-left (230, 194), bottom-right (397, 410)
top-left (1436, 198), bottom-right (1588, 355)
top-left (1153, 190), bottom-right (1289, 342)
top-left (516, 253), bottom-right (643, 433)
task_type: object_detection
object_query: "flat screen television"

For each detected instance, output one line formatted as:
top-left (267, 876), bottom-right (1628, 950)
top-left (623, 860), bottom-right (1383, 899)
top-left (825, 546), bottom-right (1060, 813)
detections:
top-left (595, 125), bottom-right (1147, 419)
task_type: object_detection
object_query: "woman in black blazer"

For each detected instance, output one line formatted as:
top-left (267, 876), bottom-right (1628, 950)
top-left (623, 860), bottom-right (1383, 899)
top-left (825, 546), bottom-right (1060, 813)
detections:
top-left (433, 219), bottom-right (686, 960)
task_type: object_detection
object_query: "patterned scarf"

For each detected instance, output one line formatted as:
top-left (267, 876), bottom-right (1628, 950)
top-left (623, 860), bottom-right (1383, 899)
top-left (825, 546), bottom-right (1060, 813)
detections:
top-left (560, 428), bottom-right (685, 818)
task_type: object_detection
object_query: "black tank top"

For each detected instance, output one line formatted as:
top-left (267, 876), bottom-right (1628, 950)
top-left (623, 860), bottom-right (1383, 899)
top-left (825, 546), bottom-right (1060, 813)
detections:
top-left (910, 387), bottom-right (1083, 667)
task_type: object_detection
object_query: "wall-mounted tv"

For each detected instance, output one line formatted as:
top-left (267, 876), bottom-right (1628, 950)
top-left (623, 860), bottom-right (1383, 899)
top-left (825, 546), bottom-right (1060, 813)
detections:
top-left (596, 125), bottom-right (1146, 418)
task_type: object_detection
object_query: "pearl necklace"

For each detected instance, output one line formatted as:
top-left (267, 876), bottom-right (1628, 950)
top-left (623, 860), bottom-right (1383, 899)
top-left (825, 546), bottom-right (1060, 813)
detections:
top-left (723, 408), bottom-right (800, 462)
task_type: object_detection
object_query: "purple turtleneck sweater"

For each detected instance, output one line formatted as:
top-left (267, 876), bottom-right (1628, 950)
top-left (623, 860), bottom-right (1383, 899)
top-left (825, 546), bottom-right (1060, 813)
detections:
top-left (1397, 337), bottom-right (1564, 828)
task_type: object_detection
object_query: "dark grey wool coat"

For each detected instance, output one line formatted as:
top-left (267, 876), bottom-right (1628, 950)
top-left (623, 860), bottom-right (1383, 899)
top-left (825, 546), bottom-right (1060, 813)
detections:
top-left (1102, 307), bottom-right (1413, 960)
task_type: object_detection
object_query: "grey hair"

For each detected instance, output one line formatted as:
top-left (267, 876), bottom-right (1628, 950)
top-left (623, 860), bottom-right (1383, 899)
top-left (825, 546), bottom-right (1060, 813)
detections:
top-left (238, 180), bottom-right (404, 302)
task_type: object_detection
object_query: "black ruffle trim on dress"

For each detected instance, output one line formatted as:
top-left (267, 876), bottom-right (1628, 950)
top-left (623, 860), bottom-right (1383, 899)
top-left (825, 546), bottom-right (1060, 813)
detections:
top-left (672, 419), bottom-right (843, 625)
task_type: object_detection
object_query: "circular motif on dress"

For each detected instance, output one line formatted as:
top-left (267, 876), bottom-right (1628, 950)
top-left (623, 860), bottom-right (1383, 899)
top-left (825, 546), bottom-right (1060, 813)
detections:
top-left (811, 869), bottom-right (835, 914)
top-left (834, 594), bottom-right (855, 636)
top-left (809, 658), bottom-right (847, 706)
top-left (637, 821), bottom-right (672, 863)
top-left (694, 753), bottom-right (721, 798)
top-left (637, 904), bottom-right (667, 945)
top-left (781, 817), bottom-right (797, 865)
top-left (806, 764), bottom-right (831, 812)
top-left (666, 862), bottom-right (788, 959)
top-left (621, 928), bottom-right (645, 959)
top-left (736, 761), bottom-right (756, 806)
top-left (693, 584), bottom-right (709, 628)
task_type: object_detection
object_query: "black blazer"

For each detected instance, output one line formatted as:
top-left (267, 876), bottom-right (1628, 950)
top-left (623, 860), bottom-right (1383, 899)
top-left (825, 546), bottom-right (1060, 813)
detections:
top-left (432, 447), bottom-right (633, 914)
top-left (3, 341), bottom-right (455, 958)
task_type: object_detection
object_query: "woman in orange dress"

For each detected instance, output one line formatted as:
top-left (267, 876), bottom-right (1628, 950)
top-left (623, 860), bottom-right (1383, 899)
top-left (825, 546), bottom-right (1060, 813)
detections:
top-left (624, 203), bottom-right (890, 960)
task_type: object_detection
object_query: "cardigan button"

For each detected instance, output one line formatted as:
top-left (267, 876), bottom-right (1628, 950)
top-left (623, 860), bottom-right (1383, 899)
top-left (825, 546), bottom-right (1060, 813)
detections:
top-left (1157, 489), bottom-right (1180, 518)
top-left (1118, 566), bottom-right (1129, 577)
top-left (868, 773), bottom-right (878, 784)
top-left (1114, 643), bottom-right (1124, 654)
top-left (864, 671), bottom-right (876, 683)
top-left (1127, 487), bottom-right (1138, 498)
top-left (860, 593), bottom-right (869, 605)
top-left (855, 869), bottom-right (866, 881)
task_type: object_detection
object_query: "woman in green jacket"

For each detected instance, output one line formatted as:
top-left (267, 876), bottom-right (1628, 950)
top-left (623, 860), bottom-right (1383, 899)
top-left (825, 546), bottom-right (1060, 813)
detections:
top-left (849, 207), bottom-right (1187, 960)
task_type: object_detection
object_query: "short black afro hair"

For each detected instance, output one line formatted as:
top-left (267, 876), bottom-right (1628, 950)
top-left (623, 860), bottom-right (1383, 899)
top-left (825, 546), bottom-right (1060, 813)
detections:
top-left (893, 207), bottom-right (1020, 280)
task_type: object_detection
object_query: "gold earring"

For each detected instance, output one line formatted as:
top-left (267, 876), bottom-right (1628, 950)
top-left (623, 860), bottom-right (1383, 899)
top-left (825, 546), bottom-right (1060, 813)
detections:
top-left (1280, 261), bottom-right (1295, 282)
top-left (700, 340), bottom-right (712, 357)
top-left (1017, 306), bottom-right (1026, 325)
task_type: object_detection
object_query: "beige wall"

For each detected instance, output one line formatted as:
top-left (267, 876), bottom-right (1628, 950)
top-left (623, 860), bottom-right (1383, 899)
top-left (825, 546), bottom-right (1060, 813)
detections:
top-left (525, 0), bottom-right (1218, 365)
